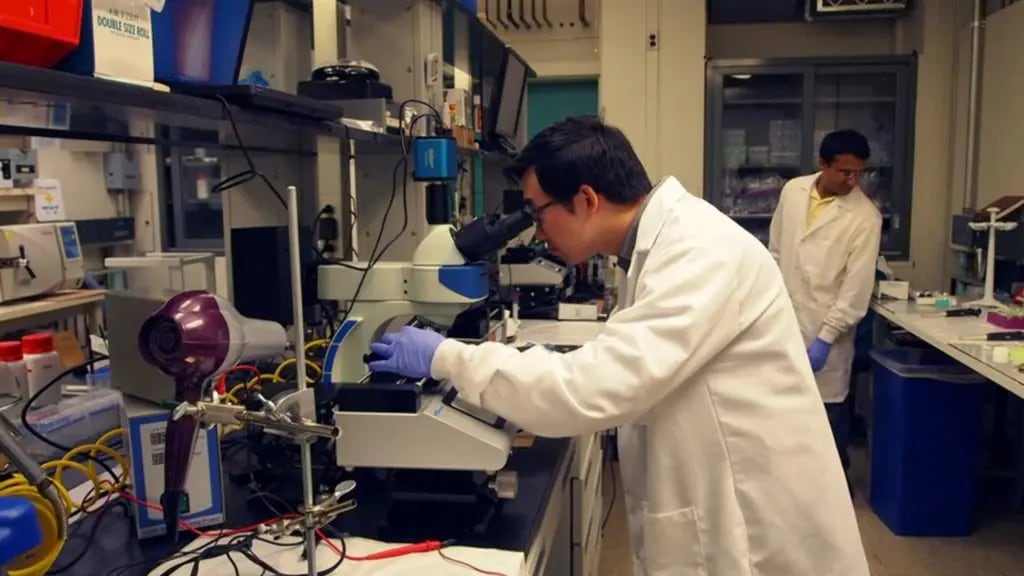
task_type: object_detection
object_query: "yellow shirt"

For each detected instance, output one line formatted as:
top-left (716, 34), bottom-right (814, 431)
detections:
top-left (806, 185), bottom-right (836, 230)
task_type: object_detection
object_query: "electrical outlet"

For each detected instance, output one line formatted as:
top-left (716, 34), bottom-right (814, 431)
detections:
top-left (0, 149), bottom-right (37, 188)
top-left (425, 52), bottom-right (441, 87)
top-left (647, 31), bottom-right (658, 50)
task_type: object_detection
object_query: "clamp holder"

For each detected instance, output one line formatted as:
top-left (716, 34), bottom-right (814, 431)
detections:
top-left (264, 480), bottom-right (358, 537)
top-left (172, 388), bottom-right (339, 443)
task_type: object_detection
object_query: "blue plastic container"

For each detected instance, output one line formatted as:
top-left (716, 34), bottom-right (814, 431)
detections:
top-left (151, 0), bottom-right (253, 85)
top-left (869, 347), bottom-right (986, 537)
top-left (0, 497), bottom-right (42, 566)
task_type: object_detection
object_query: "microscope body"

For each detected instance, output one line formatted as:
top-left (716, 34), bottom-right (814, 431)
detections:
top-left (318, 213), bottom-right (533, 475)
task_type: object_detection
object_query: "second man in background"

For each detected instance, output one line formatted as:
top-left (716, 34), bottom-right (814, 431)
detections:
top-left (769, 129), bottom-right (882, 486)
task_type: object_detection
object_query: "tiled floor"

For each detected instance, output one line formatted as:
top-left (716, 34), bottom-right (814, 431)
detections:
top-left (598, 447), bottom-right (1024, 576)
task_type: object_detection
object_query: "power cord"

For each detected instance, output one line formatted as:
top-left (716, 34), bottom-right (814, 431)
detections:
top-left (326, 99), bottom-right (444, 329)
top-left (47, 498), bottom-right (131, 575)
top-left (19, 355), bottom-right (118, 482)
top-left (1, 426), bottom-right (129, 576)
top-left (213, 95), bottom-right (286, 207)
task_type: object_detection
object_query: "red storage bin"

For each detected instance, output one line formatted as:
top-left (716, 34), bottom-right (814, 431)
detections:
top-left (0, 0), bottom-right (85, 68)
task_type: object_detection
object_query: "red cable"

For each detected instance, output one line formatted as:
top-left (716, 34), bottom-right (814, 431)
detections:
top-left (437, 548), bottom-right (510, 576)
top-left (119, 490), bottom-right (508, 574)
top-left (344, 540), bottom-right (446, 560)
top-left (118, 490), bottom-right (296, 537)
top-left (216, 364), bottom-right (262, 396)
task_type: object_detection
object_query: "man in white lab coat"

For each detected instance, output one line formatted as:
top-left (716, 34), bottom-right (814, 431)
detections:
top-left (769, 129), bottom-right (882, 479)
top-left (369, 117), bottom-right (868, 575)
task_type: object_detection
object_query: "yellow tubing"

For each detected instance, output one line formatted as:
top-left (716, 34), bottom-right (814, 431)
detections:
top-left (0, 426), bottom-right (131, 574)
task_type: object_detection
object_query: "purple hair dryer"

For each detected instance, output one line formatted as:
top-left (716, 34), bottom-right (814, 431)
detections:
top-left (138, 290), bottom-right (287, 540)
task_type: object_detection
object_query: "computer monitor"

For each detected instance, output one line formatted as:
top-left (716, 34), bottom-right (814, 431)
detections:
top-left (488, 46), bottom-right (529, 149)
top-left (151, 0), bottom-right (255, 86)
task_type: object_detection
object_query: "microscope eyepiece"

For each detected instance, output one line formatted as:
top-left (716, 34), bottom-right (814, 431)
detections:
top-left (454, 209), bottom-right (534, 262)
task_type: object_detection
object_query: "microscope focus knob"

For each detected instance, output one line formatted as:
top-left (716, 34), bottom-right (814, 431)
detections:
top-left (489, 471), bottom-right (518, 500)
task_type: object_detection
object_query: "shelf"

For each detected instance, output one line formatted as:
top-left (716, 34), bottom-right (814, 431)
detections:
top-left (0, 60), bottom-right (343, 154)
top-left (345, 124), bottom-right (514, 162)
top-left (729, 164), bottom-right (802, 173)
top-left (724, 98), bottom-right (802, 106)
top-left (0, 290), bottom-right (105, 333)
top-left (253, 0), bottom-right (311, 11)
top-left (815, 97), bottom-right (896, 104)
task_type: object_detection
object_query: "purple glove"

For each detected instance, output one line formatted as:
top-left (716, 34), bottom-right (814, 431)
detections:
top-left (368, 326), bottom-right (445, 379)
top-left (808, 337), bottom-right (831, 373)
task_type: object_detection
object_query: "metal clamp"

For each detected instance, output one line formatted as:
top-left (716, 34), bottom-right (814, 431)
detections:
top-left (172, 388), bottom-right (339, 443)
top-left (265, 480), bottom-right (358, 537)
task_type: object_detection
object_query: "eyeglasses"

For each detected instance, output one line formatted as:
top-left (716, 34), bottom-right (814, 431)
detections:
top-left (835, 168), bottom-right (865, 181)
top-left (529, 200), bottom-right (558, 225)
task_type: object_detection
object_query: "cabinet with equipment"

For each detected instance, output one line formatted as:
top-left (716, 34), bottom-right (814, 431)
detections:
top-left (705, 56), bottom-right (916, 258)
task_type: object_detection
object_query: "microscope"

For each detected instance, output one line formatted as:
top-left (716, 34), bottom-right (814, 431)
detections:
top-left (317, 132), bottom-right (534, 506)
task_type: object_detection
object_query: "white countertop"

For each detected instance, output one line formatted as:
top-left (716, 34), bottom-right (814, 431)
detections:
top-left (150, 535), bottom-right (524, 576)
top-left (872, 299), bottom-right (1024, 398)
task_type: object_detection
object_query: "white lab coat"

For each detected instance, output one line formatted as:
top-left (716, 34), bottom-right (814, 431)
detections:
top-left (431, 177), bottom-right (868, 576)
top-left (768, 174), bottom-right (882, 403)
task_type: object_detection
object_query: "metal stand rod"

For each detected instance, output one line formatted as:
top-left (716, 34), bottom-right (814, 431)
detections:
top-left (964, 0), bottom-right (984, 210)
top-left (287, 185), bottom-right (317, 576)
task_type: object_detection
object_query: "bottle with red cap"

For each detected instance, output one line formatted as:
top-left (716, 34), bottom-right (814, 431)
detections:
top-left (22, 333), bottom-right (61, 408)
top-left (0, 340), bottom-right (27, 401)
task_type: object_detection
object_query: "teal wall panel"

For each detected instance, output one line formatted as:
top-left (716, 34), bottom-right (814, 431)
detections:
top-left (526, 80), bottom-right (599, 139)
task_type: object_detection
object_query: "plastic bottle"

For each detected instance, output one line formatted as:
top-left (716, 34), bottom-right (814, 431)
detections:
top-left (22, 333), bottom-right (62, 408)
top-left (0, 341), bottom-right (27, 402)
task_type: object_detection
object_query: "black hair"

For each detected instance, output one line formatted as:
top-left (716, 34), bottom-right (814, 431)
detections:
top-left (819, 129), bottom-right (871, 163)
top-left (505, 116), bottom-right (652, 206)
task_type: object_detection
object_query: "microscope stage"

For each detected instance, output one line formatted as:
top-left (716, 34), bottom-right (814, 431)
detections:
top-left (334, 383), bottom-right (516, 472)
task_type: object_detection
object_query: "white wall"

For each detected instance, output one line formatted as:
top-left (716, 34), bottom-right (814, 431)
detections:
top-left (599, 0), bottom-right (705, 191)
top-left (976, 1), bottom-right (1024, 209)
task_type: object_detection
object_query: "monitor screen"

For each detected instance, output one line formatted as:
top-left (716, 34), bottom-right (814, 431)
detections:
top-left (152, 0), bottom-right (254, 86)
top-left (493, 48), bottom-right (528, 142)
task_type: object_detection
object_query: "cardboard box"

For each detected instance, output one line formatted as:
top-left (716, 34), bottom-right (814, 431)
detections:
top-left (875, 281), bottom-right (910, 300)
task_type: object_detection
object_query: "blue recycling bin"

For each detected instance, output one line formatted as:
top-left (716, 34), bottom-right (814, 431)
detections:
top-left (869, 347), bottom-right (986, 537)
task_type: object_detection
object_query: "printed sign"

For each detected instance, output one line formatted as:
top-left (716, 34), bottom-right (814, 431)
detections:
top-left (31, 179), bottom-right (67, 222)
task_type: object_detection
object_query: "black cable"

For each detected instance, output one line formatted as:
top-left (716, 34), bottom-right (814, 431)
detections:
top-left (237, 534), bottom-right (345, 576)
top-left (48, 499), bottom-right (130, 574)
top-left (331, 152), bottom-right (404, 329)
top-left (104, 531), bottom-right (231, 576)
top-left (155, 533), bottom-right (257, 576)
top-left (152, 531), bottom-right (345, 576)
top-left (213, 95), bottom-right (287, 208)
top-left (321, 100), bottom-right (440, 330)
top-left (247, 491), bottom-right (294, 517)
top-left (19, 355), bottom-right (119, 482)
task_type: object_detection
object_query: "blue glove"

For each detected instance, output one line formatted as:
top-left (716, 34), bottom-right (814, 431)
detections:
top-left (807, 337), bottom-right (832, 373)
top-left (368, 326), bottom-right (446, 379)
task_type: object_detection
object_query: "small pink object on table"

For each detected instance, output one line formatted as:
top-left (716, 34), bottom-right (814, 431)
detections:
top-left (987, 309), bottom-right (1024, 330)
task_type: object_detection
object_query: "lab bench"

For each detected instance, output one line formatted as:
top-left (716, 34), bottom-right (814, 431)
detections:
top-left (48, 319), bottom-right (609, 576)
top-left (53, 438), bottom-right (569, 575)
top-left (516, 319), bottom-right (609, 576)
top-left (871, 299), bottom-right (1024, 398)
top-left (0, 289), bottom-right (104, 338)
